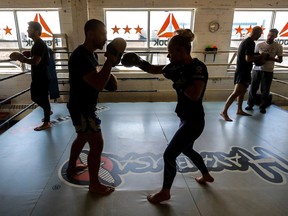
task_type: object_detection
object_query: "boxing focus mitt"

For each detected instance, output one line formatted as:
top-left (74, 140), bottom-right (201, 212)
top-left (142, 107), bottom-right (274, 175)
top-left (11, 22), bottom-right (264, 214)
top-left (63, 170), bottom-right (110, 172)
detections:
top-left (22, 51), bottom-right (31, 58)
top-left (104, 74), bottom-right (118, 92)
top-left (105, 37), bottom-right (127, 66)
top-left (9, 52), bottom-right (23, 61)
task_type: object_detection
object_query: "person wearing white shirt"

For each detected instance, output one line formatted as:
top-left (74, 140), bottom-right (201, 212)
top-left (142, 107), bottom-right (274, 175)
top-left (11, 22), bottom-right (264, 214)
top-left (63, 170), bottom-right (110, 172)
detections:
top-left (246, 29), bottom-right (283, 113)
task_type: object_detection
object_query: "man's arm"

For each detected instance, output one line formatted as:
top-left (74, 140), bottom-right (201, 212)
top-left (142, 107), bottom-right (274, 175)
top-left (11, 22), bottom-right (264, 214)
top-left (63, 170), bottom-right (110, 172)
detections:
top-left (9, 52), bottom-right (42, 65)
top-left (246, 53), bottom-right (269, 63)
top-left (275, 56), bottom-right (283, 63)
top-left (83, 53), bottom-right (117, 91)
top-left (267, 55), bottom-right (283, 63)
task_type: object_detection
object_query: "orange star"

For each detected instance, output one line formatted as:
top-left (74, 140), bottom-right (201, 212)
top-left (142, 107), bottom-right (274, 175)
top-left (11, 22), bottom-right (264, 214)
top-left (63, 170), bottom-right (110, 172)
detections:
top-left (235, 25), bottom-right (244, 36)
top-left (246, 25), bottom-right (253, 34)
top-left (111, 25), bottom-right (120, 34)
top-left (4, 25), bottom-right (12, 35)
top-left (134, 25), bottom-right (143, 34)
top-left (123, 25), bottom-right (131, 34)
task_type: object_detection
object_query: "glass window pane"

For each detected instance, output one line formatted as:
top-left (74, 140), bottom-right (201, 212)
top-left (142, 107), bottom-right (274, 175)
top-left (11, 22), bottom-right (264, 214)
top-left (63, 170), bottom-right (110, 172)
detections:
top-left (150, 11), bottom-right (192, 48)
top-left (106, 11), bottom-right (148, 48)
top-left (274, 11), bottom-right (288, 48)
top-left (231, 11), bottom-right (272, 46)
top-left (16, 11), bottom-right (61, 49)
top-left (0, 11), bottom-right (18, 49)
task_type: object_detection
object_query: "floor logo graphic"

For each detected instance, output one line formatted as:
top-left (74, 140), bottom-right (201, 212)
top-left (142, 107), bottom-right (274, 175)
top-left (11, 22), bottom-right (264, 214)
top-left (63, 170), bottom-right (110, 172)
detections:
top-left (157, 13), bottom-right (180, 38)
top-left (33, 13), bottom-right (53, 37)
top-left (59, 146), bottom-right (288, 187)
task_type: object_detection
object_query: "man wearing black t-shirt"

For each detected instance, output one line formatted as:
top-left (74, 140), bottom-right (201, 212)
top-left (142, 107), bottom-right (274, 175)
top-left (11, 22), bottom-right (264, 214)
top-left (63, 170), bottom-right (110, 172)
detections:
top-left (220, 26), bottom-right (264, 121)
top-left (66, 19), bottom-right (118, 195)
top-left (10, 21), bottom-right (51, 131)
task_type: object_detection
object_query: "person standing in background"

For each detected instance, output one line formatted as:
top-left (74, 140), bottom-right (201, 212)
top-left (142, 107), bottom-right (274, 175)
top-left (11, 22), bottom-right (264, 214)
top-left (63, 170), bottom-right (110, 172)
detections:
top-left (10, 21), bottom-right (51, 131)
top-left (220, 26), bottom-right (265, 121)
top-left (246, 29), bottom-right (283, 114)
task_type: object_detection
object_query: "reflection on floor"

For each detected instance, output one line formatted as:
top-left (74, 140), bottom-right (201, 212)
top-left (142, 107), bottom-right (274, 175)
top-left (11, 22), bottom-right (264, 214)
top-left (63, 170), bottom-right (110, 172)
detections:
top-left (0, 102), bottom-right (287, 216)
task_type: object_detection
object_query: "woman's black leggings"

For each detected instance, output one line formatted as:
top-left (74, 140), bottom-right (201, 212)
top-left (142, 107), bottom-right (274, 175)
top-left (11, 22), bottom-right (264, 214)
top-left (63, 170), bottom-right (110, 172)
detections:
top-left (162, 118), bottom-right (208, 189)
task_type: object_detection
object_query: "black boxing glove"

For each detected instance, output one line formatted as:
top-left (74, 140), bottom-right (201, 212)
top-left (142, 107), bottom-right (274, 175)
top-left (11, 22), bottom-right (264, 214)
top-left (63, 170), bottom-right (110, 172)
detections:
top-left (162, 63), bottom-right (183, 81)
top-left (121, 52), bottom-right (150, 71)
top-left (162, 63), bottom-right (189, 92)
top-left (172, 76), bottom-right (189, 92)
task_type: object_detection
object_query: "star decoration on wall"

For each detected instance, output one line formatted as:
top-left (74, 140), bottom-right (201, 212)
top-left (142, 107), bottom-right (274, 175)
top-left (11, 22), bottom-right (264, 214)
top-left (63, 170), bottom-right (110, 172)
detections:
top-left (246, 25), bottom-right (253, 34)
top-left (235, 25), bottom-right (244, 36)
top-left (111, 25), bottom-right (120, 34)
top-left (111, 24), bottom-right (143, 34)
top-left (4, 25), bottom-right (12, 35)
top-left (134, 25), bottom-right (143, 34)
top-left (123, 25), bottom-right (132, 34)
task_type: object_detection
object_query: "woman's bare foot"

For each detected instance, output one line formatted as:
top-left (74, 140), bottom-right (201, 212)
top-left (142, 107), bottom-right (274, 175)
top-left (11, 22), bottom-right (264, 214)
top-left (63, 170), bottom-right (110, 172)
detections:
top-left (147, 189), bottom-right (171, 204)
top-left (34, 122), bottom-right (52, 131)
top-left (237, 110), bottom-right (252, 116)
top-left (220, 112), bottom-right (233, 122)
top-left (195, 174), bottom-right (214, 184)
top-left (89, 184), bottom-right (115, 195)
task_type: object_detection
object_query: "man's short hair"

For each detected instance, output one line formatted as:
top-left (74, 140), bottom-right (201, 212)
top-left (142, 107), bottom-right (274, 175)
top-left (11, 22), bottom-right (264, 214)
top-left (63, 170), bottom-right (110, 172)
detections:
top-left (84, 19), bottom-right (104, 36)
top-left (252, 26), bottom-right (263, 35)
top-left (269, 28), bottom-right (279, 36)
top-left (28, 21), bottom-right (42, 36)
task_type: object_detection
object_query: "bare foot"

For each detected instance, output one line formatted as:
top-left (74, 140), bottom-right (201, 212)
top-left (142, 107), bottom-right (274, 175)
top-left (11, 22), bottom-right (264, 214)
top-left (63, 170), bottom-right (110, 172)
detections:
top-left (34, 122), bottom-right (52, 131)
top-left (147, 190), bottom-right (171, 204)
top-left (237, 111), bottom-right (252, 116)
top-left (195, 174), bottom-right (214, 184)
top-left (89, 184), bottom-right (115, 195)
top-left (66, 163), bottom-right (88, 177)
top-left (220, 112), bottom-right (233, 122)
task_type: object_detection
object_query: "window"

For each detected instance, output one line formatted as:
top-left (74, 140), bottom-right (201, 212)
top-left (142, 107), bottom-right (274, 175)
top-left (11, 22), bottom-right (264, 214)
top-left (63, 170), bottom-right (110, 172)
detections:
top-left (274, 11), bottom-right (288, 47)
top-left (230, 10), bottom-right (288, 70)
top-left (16, 11), bottom-right (61, 49)
top-left (105, 9), bottom-right (194, 69)
top-left (230, 11), bottom-right (273, 48)
top-left (0, 10), bottom-right (61, 72)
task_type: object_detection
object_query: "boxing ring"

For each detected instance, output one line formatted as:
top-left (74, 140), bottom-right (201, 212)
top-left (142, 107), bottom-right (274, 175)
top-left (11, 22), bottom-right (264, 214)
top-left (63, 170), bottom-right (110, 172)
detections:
top-left (1, 50), bottom-right (288, 215)
top-left (0, 102), bottom-right (288, 216)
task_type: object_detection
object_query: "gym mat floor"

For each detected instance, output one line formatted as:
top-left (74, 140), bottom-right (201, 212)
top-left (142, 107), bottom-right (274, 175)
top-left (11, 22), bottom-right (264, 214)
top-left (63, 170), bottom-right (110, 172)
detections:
top-left (0, 102), bottom-right (287, 216)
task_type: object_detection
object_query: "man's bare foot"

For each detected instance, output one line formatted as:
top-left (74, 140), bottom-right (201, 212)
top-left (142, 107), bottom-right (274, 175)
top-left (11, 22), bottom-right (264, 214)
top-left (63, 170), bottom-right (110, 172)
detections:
top-left (220, 113), bottom-right (233, 122)
top-left (34, 122), bottom-right (52, 131)
top-left (195, 174), bottom-right (214, 184)
top-left (66, 163), bottom-right (88, 177)
top-left (237, 111), bottom-right (252, 116)
top-left (147, 189), bottom-right (171, 204)
top-left (89, 184), bottom-right (115, 195)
